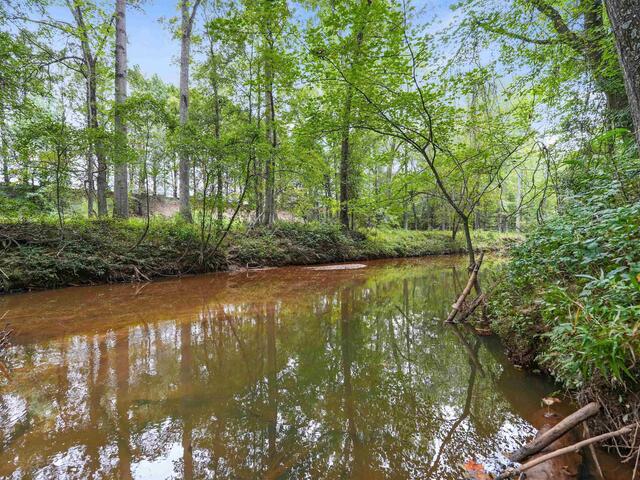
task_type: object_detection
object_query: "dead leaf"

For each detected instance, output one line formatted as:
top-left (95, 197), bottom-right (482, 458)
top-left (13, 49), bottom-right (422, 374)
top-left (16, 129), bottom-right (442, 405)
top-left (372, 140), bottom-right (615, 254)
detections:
top-left (462, 459), bottom-right (492, 480)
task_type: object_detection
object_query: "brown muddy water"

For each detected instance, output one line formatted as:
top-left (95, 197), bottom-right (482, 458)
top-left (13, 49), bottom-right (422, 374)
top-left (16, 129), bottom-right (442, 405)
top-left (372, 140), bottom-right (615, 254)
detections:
top-left (0, 256), bottom-right (632, 479)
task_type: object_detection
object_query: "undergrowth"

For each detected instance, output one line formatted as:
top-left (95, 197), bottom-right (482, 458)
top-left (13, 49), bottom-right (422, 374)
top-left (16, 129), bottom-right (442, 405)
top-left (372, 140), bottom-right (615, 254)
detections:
top-left (489, 175), bottom-right (640, 452)
top-left (0, 217), bottom-right (518, 292)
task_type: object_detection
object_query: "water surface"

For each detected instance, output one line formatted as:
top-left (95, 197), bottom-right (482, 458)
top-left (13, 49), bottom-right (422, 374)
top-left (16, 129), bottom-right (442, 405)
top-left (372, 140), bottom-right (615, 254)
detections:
top-left (0, 256), bottom-right (630, 479)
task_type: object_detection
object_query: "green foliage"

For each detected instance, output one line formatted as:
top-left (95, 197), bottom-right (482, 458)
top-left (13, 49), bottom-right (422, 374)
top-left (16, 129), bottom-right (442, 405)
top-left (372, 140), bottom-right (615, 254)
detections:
top-left (491, 177), bottom-right (640, 389)
top-left (0, 185), bottom-right (54, 219)
top-left (0, 218), bottom-right (516, 292)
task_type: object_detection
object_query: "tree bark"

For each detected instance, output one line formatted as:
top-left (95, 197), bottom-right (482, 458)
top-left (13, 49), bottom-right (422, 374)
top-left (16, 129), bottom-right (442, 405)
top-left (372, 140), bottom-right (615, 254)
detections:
top-left (445, 251), bottom-right (484, 323)
top-left (85, 87), bottom-right (95, 217)
top-left (89, 59), bottom-right (109, 217)
top-left (113, 0), bottom-right (129, 218)
top-left (461, 216), bottom-right (476, 268)
top-left (178, 0), bottom-right (201, 222)
top-left (509, 402), bottom-right (600, 463)
top-left (339, 90), bottom-right (353, 229)
top-left (498, 423), bottom-right (635, 480)
top-left (525, 0), bottom-right (630, 127)
top-left (605, 0), bottom-right (640, 150)
top-left (263, 33), bottom-right (276, 226)
top-left (0, 89), bottom-right (9, 184)
top-left (339, 0), bottom-right (372, 229)
top-left (211, 64), bottom-right (224, 224)
top-left (69, 2), bottom-right (107, 217)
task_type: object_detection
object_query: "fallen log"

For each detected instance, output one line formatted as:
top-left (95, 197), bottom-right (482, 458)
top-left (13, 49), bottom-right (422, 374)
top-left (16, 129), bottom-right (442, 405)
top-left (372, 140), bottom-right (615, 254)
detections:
top-left (445, 251), bottom-right (484, 323)
top-left (456, 293), bottom-right (486, 323)
top-left (496, 423), bottom-right (636, 479)
top-left (509, 402), bottom-right (600, 463)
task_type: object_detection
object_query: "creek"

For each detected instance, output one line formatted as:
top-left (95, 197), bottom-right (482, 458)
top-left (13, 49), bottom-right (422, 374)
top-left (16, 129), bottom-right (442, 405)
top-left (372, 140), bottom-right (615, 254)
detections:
top-left (0, 256), bottom-right (630, 479)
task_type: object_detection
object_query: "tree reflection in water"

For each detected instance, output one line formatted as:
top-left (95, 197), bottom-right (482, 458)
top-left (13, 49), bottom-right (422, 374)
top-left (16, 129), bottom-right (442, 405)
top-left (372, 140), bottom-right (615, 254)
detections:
top-left (0, 257), bottom-right (576, 479)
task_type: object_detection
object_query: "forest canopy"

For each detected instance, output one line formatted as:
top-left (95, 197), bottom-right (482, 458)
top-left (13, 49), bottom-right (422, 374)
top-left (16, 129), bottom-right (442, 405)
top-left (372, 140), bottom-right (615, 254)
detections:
top-left (0, 0), bottom-right (638, 261)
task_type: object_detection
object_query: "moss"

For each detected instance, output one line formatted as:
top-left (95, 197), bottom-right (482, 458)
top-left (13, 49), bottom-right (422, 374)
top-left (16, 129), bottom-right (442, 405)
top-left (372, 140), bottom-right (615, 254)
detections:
top-left (0, 218), bottom-right (519, 293)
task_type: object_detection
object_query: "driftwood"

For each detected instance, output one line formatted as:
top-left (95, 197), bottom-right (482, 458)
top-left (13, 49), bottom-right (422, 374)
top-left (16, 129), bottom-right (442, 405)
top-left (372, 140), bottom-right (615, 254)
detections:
top-left (509, 402), bottom-right (600, 463)
top-left (456, 293), bottom-right (486, 323)
top-left (445, 252), bottom-right (484, 323)
top-left (583, 422), bottom-right (605, 480)
top-left (497, 424), bottom-right (636, 479)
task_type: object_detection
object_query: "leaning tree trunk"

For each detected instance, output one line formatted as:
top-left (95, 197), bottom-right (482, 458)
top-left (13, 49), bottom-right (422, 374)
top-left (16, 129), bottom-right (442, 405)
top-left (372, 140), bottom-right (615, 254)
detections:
top-left (113, 0), bottom-right (129, 218)
top-left (605, 0), bottom-right (640, 152)
top-left (461, 216), bottom-right (476, 269)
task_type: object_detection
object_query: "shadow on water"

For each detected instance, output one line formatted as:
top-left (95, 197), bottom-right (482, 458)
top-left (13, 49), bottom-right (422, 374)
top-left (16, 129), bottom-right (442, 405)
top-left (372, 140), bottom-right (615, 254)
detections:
top-left (0, 256), bottom-right (631, 479)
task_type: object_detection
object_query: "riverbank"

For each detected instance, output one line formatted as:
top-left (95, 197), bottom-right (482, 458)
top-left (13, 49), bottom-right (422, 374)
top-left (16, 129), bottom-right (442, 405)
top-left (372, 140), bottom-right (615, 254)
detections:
top-left (487, 198), bottom-right (640, 457)
top-left (0, 218), bottom-right (519, 293)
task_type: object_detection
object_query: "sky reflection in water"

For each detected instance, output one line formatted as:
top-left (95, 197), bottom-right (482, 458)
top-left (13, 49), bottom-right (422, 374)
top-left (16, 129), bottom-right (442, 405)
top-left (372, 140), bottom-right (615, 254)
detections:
top-left (0, 256), bottom-right (623, 479)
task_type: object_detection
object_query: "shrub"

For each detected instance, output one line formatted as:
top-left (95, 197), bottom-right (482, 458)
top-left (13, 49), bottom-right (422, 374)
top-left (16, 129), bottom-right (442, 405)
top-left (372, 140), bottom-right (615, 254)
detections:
top-left (490, 182), bottom-right (640, 390)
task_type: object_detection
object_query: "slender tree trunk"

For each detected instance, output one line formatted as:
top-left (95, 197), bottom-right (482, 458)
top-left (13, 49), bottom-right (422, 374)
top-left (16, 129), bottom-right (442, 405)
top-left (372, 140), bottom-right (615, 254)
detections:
top-left (94, 121), bottom-right (108, 216)
top-left (582, 0), bottom-right (629, 127)
top-left (515, 170), bottom-right (522, 231)
top-left (263, 35), bottom-right (276, 226)
top-left (605, 0), bottom-right (640, 151)
top-left (339, 89), bottom-right (353, 229)
top-left (178, 0), bottom-right (201, 222)
top-left (85, 130), bottom-right (95, 217)
top-left (71, 2), bottom-right (108, 217)
top-left (173, 159), bottom-right (178, 198)
top-left (87, 59), bottom-right (109, 217)
top-left (212, 69), bottom-right (224, 224)
top-left (113, 0), bottom-right (129, 218)
top-left (461, 216), bottom-right (476, 268)
top-left (0, 93), bottom-right (9, 184)
top-left (526, 0), bottom-right (629, 127)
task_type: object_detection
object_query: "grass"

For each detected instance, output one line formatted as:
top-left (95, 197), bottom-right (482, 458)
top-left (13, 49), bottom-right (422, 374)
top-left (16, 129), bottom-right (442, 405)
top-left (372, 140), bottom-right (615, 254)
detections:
top-left (0, 217), bottom-right (519, 293)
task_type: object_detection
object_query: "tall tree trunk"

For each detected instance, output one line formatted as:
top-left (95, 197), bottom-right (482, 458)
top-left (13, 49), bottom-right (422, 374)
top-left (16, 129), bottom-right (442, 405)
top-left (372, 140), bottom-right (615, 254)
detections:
top-left (583, 0), bottom-right (630, 128)
top-left (173, 159), bottom-right (178, 198)
top-left (178, 0), bottom-right (201, 222)
top-left (71, 2), bottom-right (108, 217)
top-left (515, 169), bottom-right (522, 231)
top-left (605, 0), bottom-right (640, 151)
top-left (212, 65), bottom-right (224, 224)
top-left (113, 0), bottom-right (129, 218)
top-left (88, 59), bottom-right (109, 217)
top-left (85, 110), bottom-right (95, 216)
top-left (263, 36), bottom-right (276, 226)
top-left (339, 88), bottom-right (353, 229)
top-left (0, 92), bottom-right (9, 184)
top-left (339, 0), bottom-right (372, 230)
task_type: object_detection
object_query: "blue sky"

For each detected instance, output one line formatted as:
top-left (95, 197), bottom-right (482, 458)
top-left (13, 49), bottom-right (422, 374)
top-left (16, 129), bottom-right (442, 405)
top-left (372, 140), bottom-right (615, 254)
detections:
top-left (116, 0), bottom-right (457, 86)
top-left (126, 1), bottom-right (180, 85)
top-left (41, 0), bottom-right (456, 86)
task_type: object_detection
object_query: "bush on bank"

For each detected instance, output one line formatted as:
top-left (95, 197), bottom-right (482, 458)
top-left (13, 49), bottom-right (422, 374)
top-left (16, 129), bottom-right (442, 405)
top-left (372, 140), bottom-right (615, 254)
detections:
top-left (489, 184), bottom-right (640, 444)
top-left (0, 217), bottom-right (519, 293)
